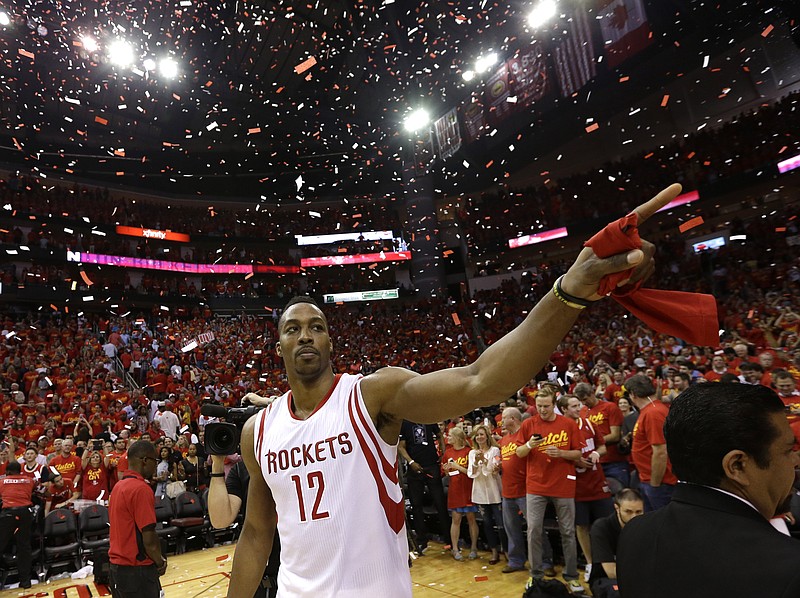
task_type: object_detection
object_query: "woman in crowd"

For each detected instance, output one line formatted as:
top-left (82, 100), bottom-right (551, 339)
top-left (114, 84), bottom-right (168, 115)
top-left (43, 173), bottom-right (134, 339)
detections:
top-left (154, 446), bottom-right (175, 498)
top-left (442, 426), bottom-right (478, 561)
top-left (467, 424), bottom-right (504, 564)
top-left (177, 443), bottom-right (207, 494)
top-left (80, 448), bottom-right (110, 501)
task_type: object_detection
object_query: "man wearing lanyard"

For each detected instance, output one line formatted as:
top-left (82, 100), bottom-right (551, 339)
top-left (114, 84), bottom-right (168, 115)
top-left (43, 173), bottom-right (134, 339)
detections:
top-left (0, 461), bottom-right (35, 588)
top-left (108, 440), bottom-right (168, 598)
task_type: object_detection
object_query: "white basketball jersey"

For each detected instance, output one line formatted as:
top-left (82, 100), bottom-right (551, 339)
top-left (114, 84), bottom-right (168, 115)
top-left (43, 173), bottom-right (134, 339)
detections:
top-left (254, 373), bottom-right (411, 598)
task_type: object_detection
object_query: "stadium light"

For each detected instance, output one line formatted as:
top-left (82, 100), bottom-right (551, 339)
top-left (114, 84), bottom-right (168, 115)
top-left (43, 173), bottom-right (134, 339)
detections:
top-left (0, 11), bottom-right (10, 26)
top-left (462, 70), bottom-right (475, 82)
top-left (159, 57), bottom-right (179, 79)
top-left (528, 0), bottom-right (558, 28)
top-left (475, 52), bottom-right (498, 73)
top-left (81, 35), bottom-right (98, 53)
top-left (108, 39), bottom-right (134, 67)
top-left (403, 108), bottom-right (430, 133)
top-left (143, 58), bottom-right (156, 71)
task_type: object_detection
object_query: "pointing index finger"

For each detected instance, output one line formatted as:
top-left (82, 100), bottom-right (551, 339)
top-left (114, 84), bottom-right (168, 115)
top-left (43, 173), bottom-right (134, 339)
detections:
top-left (632, 183), bottom-right (683, 224)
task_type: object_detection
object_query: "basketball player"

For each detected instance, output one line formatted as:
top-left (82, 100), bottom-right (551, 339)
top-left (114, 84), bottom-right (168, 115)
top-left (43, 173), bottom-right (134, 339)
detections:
top-left (227, 185), bottom-right (682, 597)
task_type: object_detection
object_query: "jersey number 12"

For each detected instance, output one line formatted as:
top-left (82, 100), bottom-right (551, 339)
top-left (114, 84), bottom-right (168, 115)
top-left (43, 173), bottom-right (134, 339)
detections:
top-left (291, 471), bottom-right (329, 522)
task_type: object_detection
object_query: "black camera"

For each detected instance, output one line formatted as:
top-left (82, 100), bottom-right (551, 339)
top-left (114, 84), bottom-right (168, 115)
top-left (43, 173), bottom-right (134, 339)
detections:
top-left (202, 404), bottom-right (263, 455)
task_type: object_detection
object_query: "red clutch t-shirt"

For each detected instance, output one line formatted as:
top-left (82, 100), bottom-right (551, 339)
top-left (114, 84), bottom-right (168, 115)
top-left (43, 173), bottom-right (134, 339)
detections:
top-left (631, 401), bottom-right (677, 485)
top-left (81, 464), bottom-right (110, 501)
top-left (580, 401), bottom-right (625, 464)
top-left (50, 454), bottom-right (82, 484)
top-left (519, 414), bottom-right (583, 498)
top-left (575, 419), bottom-right (612, 502)
top-left (498, 431), bottom-right (527, 499)
top-left (443, 446), bottom-right (473, 509)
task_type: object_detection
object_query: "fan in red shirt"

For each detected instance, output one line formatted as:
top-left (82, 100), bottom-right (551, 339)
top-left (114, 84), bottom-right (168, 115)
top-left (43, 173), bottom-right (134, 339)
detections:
top-left (703, 354), bottom-right (730, 382)
top-left (575, 382), bottom-right (629, 488)
top-left (559, 395), bottom-right (614, 577)
top-left (498, 407), bottom-right (551, 574)
top-left (515, 388), bottom-right (584, 582)
top-left (81, 450), bottom-right (111, 501)
top-left (442, 426), bottom-right (478, 561)
top-left (626, 375), bottom-right (677, 512)
top-left (49, 438), bottom-right (83, 487)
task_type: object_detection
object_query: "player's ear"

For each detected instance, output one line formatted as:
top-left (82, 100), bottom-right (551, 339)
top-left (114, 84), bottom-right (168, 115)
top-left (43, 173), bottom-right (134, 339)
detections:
top-left (276, 342), bottom-right (282, 357)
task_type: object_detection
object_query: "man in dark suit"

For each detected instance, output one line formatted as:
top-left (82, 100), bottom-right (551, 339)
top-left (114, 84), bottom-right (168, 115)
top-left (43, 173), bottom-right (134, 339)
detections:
top-left (617, 383), bottom-right (800, 597)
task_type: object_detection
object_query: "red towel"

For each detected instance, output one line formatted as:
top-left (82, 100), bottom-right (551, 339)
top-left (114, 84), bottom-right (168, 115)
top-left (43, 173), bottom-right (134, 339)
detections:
top-left (584, 212), bottom-right (719, 347)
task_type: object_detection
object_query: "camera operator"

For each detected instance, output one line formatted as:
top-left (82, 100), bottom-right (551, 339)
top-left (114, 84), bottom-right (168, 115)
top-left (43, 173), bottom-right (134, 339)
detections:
top-left (207, 393), bottom-right (280, 598)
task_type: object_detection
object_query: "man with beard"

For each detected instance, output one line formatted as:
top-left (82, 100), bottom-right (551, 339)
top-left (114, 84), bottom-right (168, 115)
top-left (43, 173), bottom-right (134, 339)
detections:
top-left (617, 384), bottom-right (800, 597)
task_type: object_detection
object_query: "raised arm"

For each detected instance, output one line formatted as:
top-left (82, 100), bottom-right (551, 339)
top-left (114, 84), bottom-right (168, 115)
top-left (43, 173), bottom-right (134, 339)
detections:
top-left (362, 185), bottom-right (682, 434)
top-left (361, 184), bottom-right (681, 434)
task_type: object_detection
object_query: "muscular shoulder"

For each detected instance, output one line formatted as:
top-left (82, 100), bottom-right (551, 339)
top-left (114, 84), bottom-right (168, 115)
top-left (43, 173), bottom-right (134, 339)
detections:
top-left (360, 366), bottom-right (418, 440)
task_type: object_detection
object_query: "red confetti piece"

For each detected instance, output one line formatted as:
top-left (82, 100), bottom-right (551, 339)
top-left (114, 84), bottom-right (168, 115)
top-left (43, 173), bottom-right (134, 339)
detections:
top-left (619, 76), bottom-right (629, 82)
top-left (248, 127), bottom-right (261, 134)
top-left (679, 216), bottom-right (704, 233)
top-left (114, 149), bottom-right (125, 157)
top-left (294, 56), bottom-right (317, 74)
top-left (660, 94), bottom-right (670, 107)
top-left (485, 160), bottom-right (494, 168)
top-left (474, 575), bottom-right (489, 582)
top-left (80, 271), bottom-right (94, 286)
top-left (215, 554), bottom-right (229, 561)
top-left (18, 49), bottom-right (34, 59)
top-left (761, 24), bottom-right (774, 37)
top-left (747, 310), bottom-right (754, 319)
top-left (776, 227), bottom-right (786, 232)
top-left (585, 123), bottom-right (599, 133)
top-left (451, 313), bottom-right (461, 326)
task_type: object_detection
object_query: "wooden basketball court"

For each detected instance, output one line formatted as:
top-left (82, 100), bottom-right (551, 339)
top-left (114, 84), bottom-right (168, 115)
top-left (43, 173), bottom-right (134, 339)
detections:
top-left (0, 541), bottom-right (589, 597)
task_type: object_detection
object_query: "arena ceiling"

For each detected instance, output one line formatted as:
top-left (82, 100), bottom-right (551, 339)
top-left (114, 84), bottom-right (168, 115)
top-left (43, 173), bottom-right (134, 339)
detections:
top-left (0, 0), bottom-right (795, 201)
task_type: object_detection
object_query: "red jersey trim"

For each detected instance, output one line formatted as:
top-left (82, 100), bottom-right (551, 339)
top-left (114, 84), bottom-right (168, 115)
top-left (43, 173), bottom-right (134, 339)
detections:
top-left (286, 374), bottom-right (343, 421)
top-left (346, 387), bottom-right (404, 535)
top-left (351, 384), bottom-right (398, 484)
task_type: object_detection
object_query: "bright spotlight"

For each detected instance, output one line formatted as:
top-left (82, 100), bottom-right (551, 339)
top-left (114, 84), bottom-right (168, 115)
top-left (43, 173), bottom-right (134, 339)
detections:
top-left (108, 39), bottom-right (134, 67)
top-left (403, 108), bottom-right (430, 133)
top-left (0, 11), bottom-right (10, 26)
top-left (81, 35), bottom-right (98, 53)
top-left (143, 58), bottom-right (156, 71)
top-left (528, 0), bottom-right (558, 28)
top-left (159, 57), bottom-right (179, 79)
top-left (462, 70), bottom-right (475, 82)
top-left (475, 52), bottom-right (498, 73)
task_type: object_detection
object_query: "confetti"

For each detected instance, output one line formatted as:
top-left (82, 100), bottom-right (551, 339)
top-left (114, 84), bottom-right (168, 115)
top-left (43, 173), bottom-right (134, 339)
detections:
top-left (761, 24), bottom-right (774, 37)
top-left (585, 123), bottom-right (599, 133)
top-left (679, 216), bottom-right (704, 233)
top-left (294, 56), bottom-right (317, 74)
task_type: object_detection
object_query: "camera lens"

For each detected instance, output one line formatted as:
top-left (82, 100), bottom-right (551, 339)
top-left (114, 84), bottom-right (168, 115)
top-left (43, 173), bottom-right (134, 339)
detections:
top-left (204, 422), bottom-right (241, 455)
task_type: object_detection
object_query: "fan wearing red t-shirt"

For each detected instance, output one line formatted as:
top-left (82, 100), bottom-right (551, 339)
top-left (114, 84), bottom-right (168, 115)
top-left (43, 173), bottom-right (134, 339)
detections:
top-left (442, 427), bottom-right (478, 561)
top-left (575, 382), bottom-right (628, 488)
top-left (81, 450), bottom-right (110, 501)
top-left (498, 407), bottom-right (554, 574)
top-left (559, 395), bottom-right (614, 576)
top-left (627, 375), bottom-right (677, 512)
top-left (50, 439), bottom-right (83, 487)
top-left (516, 391), bottom-right (584, 582)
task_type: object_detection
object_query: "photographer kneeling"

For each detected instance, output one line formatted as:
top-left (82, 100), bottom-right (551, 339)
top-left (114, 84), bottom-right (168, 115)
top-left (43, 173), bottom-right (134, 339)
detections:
top-left (206, 393), bottom-right (281, 598)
